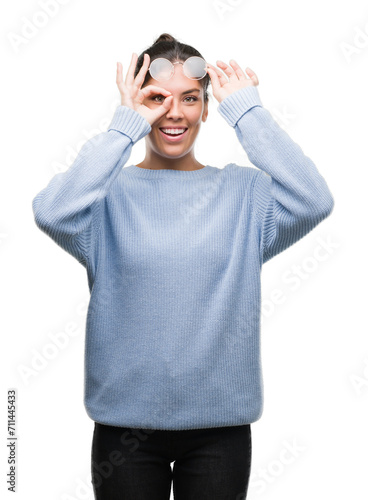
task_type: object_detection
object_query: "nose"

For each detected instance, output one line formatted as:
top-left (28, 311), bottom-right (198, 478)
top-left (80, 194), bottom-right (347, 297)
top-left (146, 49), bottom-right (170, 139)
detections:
top-left (164, 98), bottom-right (185, 120)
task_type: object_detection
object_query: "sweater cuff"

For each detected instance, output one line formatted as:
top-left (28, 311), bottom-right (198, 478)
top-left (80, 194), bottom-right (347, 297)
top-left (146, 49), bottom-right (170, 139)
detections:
top-left (108, 105), bottom-right (152, 144)
top-left (217, 86), bottom-right (263, 127)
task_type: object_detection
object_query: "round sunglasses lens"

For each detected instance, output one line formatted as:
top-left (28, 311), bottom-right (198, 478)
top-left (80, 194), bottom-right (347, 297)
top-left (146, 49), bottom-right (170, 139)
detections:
top-left (149, 58), bottom-right (173, 81)
top-left (183, 56), bottom-right (207, 80)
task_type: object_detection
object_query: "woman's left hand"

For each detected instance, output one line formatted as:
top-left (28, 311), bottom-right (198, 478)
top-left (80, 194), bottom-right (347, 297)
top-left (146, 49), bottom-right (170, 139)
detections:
top-left (206, 60), bottom-right (259, 104)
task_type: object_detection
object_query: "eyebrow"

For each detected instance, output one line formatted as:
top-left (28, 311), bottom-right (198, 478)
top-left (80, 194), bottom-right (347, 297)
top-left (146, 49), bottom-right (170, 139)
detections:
top-left (182, 88), bottom-right (200, 95)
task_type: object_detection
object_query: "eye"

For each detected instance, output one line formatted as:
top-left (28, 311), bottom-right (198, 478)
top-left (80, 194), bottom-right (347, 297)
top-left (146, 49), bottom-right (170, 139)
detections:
top-left (151, 95), bottom-right (198, 103)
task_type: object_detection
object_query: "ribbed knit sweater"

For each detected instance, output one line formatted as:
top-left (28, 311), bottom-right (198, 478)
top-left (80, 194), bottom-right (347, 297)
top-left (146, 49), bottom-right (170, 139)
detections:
top-left (32, 86), bottom-right (334, 430)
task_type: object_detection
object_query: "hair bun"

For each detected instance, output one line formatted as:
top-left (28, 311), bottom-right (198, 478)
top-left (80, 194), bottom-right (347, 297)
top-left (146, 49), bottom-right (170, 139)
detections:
top-left (153, 33), bottom-right (176, 44)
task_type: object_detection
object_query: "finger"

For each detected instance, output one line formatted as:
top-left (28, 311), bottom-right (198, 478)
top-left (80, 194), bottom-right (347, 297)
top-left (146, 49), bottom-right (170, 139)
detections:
top-left (207, 63), bottom-right (227, 86)
top-left (134, 53), bottom-right (150, 88)
top-left (140, 84), bottom-right (172, 96)
top-left (116, 62), bottom-right (122, 85)
top-left (216, 60), bottom-right (238, 82)
top-left (206, 66), bottom-right (223, 96)
top-left (151, 95), bottom-right (173, 122)
top-left (207, 62), bottom-right (226, 81)
top-left (229, 59), bottom-right (247, 80)
top-left (116, 62), bottom-right (127, 94)
top-left (245, 67), bottom-right (259, 85)
top-left (162, 94), bottom-right (173, 109)
top-left (116, 61), bottom-right (126, 83)
top-left (125, 53), bottom-right (138, 87)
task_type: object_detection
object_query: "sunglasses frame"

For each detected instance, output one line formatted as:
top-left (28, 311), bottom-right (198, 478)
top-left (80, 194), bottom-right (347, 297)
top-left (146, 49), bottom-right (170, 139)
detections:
top-left (148, 56), bottom-right (208, 82)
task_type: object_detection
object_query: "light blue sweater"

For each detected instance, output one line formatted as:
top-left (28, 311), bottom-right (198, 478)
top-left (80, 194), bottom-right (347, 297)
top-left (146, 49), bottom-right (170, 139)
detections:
top-left (32, 86), bottom-right (334, 430)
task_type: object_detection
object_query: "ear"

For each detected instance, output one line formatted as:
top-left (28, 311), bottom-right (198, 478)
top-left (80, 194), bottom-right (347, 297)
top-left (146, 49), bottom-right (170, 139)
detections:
top-left (202, 100), bottom-right (209, 123)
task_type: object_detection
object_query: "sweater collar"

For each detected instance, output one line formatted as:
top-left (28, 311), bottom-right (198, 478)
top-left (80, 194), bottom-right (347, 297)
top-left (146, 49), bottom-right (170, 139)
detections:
top-left (123, 164), bottom-right (217, 179)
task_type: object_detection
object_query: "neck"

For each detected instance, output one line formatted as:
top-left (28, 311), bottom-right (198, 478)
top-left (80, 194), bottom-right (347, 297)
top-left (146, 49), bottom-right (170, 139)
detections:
top-left (136, 153), bottom-right (205, 172)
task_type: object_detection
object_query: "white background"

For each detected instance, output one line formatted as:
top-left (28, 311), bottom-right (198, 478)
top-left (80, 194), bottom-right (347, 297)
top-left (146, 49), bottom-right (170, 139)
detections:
top-left (2, 0), bottom-right (367, 498)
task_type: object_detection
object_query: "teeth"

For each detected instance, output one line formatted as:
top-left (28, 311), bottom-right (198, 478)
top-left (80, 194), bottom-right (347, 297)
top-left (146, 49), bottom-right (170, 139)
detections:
top-left (161, 128), bottom-right (186, 135)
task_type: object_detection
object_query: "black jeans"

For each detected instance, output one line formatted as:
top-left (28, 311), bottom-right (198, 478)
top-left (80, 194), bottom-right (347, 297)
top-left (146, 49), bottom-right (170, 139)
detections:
top-left (91, 421), bottom-right (252, 500)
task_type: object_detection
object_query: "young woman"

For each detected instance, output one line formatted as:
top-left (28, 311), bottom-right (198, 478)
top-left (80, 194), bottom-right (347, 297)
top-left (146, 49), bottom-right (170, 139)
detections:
top-left (32, 33), bottom-right (334, 500)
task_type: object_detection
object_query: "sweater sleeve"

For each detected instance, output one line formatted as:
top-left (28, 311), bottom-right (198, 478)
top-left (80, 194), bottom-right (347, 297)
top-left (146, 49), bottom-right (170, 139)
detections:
top-left (32, 105), bottom-right (151, 265)
top-left (217, 85), bottom-right (335, 265)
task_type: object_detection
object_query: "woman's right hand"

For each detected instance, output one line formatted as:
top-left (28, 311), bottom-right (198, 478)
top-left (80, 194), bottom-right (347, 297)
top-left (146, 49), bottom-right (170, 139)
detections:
top-left (116, 53), bottom-right (173, 127)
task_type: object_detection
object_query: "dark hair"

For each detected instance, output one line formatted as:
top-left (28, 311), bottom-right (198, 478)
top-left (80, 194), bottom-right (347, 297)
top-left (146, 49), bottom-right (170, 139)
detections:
top-left (134, 32), bottom-right (210, 104)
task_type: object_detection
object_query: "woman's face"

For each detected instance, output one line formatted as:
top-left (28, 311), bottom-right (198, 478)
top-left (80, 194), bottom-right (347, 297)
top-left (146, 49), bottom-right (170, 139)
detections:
top-left (142, 62), bottom-right (208, 160)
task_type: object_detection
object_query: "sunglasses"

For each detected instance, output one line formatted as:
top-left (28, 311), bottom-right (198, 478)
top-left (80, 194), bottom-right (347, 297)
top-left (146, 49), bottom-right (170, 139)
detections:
top-left (148, 56), bottom-right (208, 82)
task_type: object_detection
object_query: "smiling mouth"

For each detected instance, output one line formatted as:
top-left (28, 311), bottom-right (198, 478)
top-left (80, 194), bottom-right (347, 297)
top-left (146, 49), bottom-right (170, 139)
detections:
top-left (159, 128), bottom-right (188, 137)
top-left (158, 128), bottom-right (189, 141)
